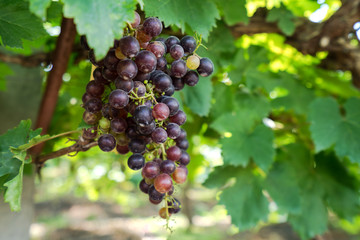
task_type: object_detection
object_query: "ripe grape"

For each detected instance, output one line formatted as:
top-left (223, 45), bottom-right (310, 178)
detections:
top-left (116, 144), bottom-right (129, 155)
top-left (183, 70), bottom-right (199, 86)
top-left (176, 139), bottom-right (189, 150)
top-left (152, 103), bottom-right (170, 121)
top-left (102, 67), bottom-right (118, 81)
top-left (161, 97), bottom-right (179, 116)
top-left (154, 173), bottom-right (173, 193)
top-left (142, 17), bottom-right (163, 37)
top-left (146, 41), bottom-right (166, 58)
top-left (166, 146), bottom-right (182, 161)
top-left (172, 77), bottom-right (185, 91)
top-left (110, 118), bottom-right (127, 133)
top-left (171, 59), bottom-right (187, 78)
top-left (84, 98), bottom-right (102, 113)
top-left (109, 89), bottom-right (129, 109)
top-left (128, 153), bottom-right (145, 170)
top-left (197, 57), bottom-right (214, 77)
top-left (116, 59), bottom-right (138, 80)
top-left (134, 72), bottom-right (150, 82)
top-left (119, 36), bottom-right (140, 58)
top-left (169, 44), bottom-right (184, 60)
top-left (164, 84), bottom-right (175, 96)
top-left (133, 81), bottom-right (146, 97)
top-left (151, 127), bottom-right (168, 143)
top-left (160, 160), bottom-right (176, 174)
top-left (134, 105), bottom-right (154, 125)
top-left (131, 12), bottom-right (141, 28)
top-left (139, 179), bottom-right (151, 194)
top-left (153, 73), bottom-right (172, 93)
top-left (86, 81), bottom-right (104, 97)
top-left (169, 110), bottom-right (186, 125)
top-left (166, 123), bottom-right (181, 139)
top-left (115, 77), bottom-right (134, 93)
top-left (180, 36), bottom-right (197, 54)
top-left (142, 161), bottom-right (160, 179)
top-left (172, 165), bottom-right (188, 184)
top-left (98, 134), bottom-right (116, 152)
top-left (104, 49), bottom-right (120, 70)
top-left (165, 36), bottom-right (180, 52)
top-left (136, 29), bottom-right (153, 43)
top-left (156, 56), bottom-right (167, 71)
top-left (137, 121), bottom-right (156, 135)
top-left (178, 151), bottom-right (190, 166)
top-left (135, 50), bottom-right (157, 73)
top-left (128, 138), bottom-right (146, 153)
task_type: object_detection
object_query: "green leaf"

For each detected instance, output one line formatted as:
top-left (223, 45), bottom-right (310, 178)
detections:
top-left (309, 97), bottom-right (360, 163)
top-left (221, 124), bottom-right (275, 170)
top-left (266, 4), bottom-right (295, 36)
top-left (0, 63), bottom-right (13, 91)
top-left (212, 0), bottom-right (248, 25)
top-left (63, 0), bottom-right (137, 59)
top-left (219, 168), bottom-right (269, 230)
top-left (29, 0), bottom-right (52, 19)
top-left (182, 77), bottom-right (213, 117)
top-left (143, 0), bottom-right (220, 39)
top-left (203, 165), bottom-right (239, 189)
top-left (0, 0), bottom-right (47, 48)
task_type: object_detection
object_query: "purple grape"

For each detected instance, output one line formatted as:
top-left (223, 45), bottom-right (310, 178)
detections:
top-left (109, 89), bottom-right (129, 109)
top-left (86, 81), bottom-right (104, 97)
top-left (164, 84), bottom-right (175, 96)
top-left (156, 56), bottom-right (167, 71)
top-left (110, 118), bottom-right (127, 133)
top-left (128, 138), bottom-right (146, 153)
top-left (178, 151), bottom-right (190, 166)
top-left (82, 92), bottom-right (95, 104)
top-left (128, 153), bottom-right (145, 170)
top-left (137, 121), bottom-right (156, 135)
top-left (84, 98), bottom-right (102, 113)
top-left (172, 77), bottom-right (185, 91)
top-left (115, 77), bottom-right (134, 92)
top-left (166, 123), bottom-right (181, 139)
top-left (161, 97), bottom-right (179, 116)
top-left (169, 44), bottom-right (184, 60)
top-left (133, 81), bottom-right (146, 97)
top-left (171, 60), bottom-right (187, 78)
top-left (146, 41), bottom-right (166, 58)
top-left (180, 36), bottom-right (197, 54)
top-left (83, 111), bottom-right (100, 125)
top-left (119, 36), bottom-right (140, 58)
top-left (82, 126), bottom-right (98, 140)
top-left (151, 127), bottom-right (168, 143)
top-left (183, 70), bottom-right (199, 86)
top-left (134, 72), bottom-right (151, 82)
top-left (165, 36), bottom-right (180, 53)
top-left (169, 110), bottom-right (186, 125)
top-left (160, 160), bottom-right (176, 174)
top-left (135, 50), bottom-right (157, 73)
top-left (142, 161), bottom-right (160, 179)
top-left (148, 185), bottom-right (164, 202)
top-left (116, 59), bottom-right (138, 80)
top-left (176, 139), bottom-right (189, 150)
top-left (177, 129), bottom-right (187, 141)
top-left (142, 17), bottom-right (163, 37)
top-left (98, 134), bottom-right (116, 152)
top-left (116, 144), bottom-right (129, 155)
top-left (93, 67), bottom-right (109, 85)
top-left (197, 58), bottom-right (214, 77)
top-left (166, 146), bottom-right (182, 161)
top-left (134, 105), bottom-right (154, 125)
top-left (104, 49), bottom-right (120, 70)
top-left (102, 67), bottom-right (118, 81)
top-left (168, 198), bottom-right (181, 214)
top-left (153, 73), bottom-right (172, 93)
top-left (139, 179), bottom-right (151, 194)
top-left (131, 12), bottom-right (141, 28)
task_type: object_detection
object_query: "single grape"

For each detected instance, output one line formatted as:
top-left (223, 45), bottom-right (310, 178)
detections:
top-left (177, 129), bottom-right (187, 141)
top-left (166, 146), bottom-right (182, 161)
top-left (115, 77), bottom-right (134, 93)
top-left (142, 17), bottom-right (163, 37)
top-left (139, 179), bottom-right (151, 194)
top-left (149, 198), bottom-right (162, 205)
top-left (153, 73), bottom-right (172, 93)
top-left (165, 36), bottom-right (180, 53)
top-left (152, 103), bottom-right (170, 121)
top-left (186, 55), bottom-right (200, 70)
top-left (109, 89), bottom-right (129, 109)
top-left (169, 110), bottom-right (186, 125)
top-left (82, 111), bottom-right (100, 125)
top-left (176, 139), bottom-right (189, 150)
top-left (172, 77), bottom-right (185, 91)
top-left (116, 144), bottom-right (129, 155)
top-left (134, 71), bottom-right (150, 82)
top-left (128, 138), bottom-right (146, 153)
top-left (146, 41), bottom-right (166, 58)
top-left (131, 11), bottom-right (141, 28)
top-left (171, 60), bottom-right (187, 78)
top-left (169, 44), bottom-right (184, 60)
top-left (119, 36), bottom-right (140, 58)
top-left (110, 118), bottom-right (127, 133)
top-left (161, 97), bottom-right (179, 116)
top-left (172, 165), bottom-right (188, 184)
top-left (183, 70), bottom-right (199, 86)
top-left (128, 153), bottom-right (145, 170)
top-left (151, 127), bottom-right (168, 143)
top-left (142, 161), bottom-right (160, 179)
top-left (102, 67), bottom-right (118, 81)
top-left (180, 36), bottom-right (197, 54)
top-left (166, 123), bottom-right (181, 139)
top-left (98, 134), bottom-right (116, 152)
top-left (156, 56), bottom-right (167, 71)
top-left (154, 173), bottom-right (173, 194)
top-left (99, 118), bottom-right (110, 131)
top-left (164, 84), bottom-right (175, 96)
top-left (84, 98), bottom-right (102, 113)
top-left (159, 207), bottom-right (171, 219)
top-left (104, 49), bottom-right (120, 71)
top-left (197, 57), bottom-right (214, 77)
top-left (86, 81), bottom-right (104, 97)
top-left (116, 59), bottom-right (138, 80)
top-left (137, 121), bottom-right (156, 135)
top-left (134, 105), bottom-right (154, 125)
top-left (133, 81), bottom-right (146, 97)
top-left (178, 151), bottom-right (190, 166)
top-left (160, 160), bottom-right (176, 174)
top-left (148, 185), bottom-right (164, 202)
top-left (82, 92), bottom-right (95, 104)
top-left (82, 126), bottom-right (98, 140)
top-left (135, 50), bottom-right (157, 73)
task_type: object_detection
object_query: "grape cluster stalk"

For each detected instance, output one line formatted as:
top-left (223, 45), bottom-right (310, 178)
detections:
top-left (80, 12), bottom-right (213, 221)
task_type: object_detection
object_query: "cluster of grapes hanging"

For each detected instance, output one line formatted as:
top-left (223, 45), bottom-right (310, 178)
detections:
top-left (80, 12), bottom-right (213, 219)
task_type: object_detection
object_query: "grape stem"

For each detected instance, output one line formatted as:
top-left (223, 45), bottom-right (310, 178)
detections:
top-left (160, 143), bottom-right (167, 160)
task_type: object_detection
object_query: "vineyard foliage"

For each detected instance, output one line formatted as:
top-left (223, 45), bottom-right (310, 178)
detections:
top-left (0, 0), bottom-right (360, 239)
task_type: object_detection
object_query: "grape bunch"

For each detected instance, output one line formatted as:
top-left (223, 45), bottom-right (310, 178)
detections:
top-left (80, 12), bottom-right (213, 220)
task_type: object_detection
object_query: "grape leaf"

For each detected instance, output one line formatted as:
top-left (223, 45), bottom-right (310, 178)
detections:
top-left (203, 165), bottom-right (240, 189)
top-left (182, 77), bottom-right (213, 117)
top-left (62, 0), bottom-right (137, 59)
top-left (143, 0), bottom-right (220, 39)
top-left (309, 97), bottom-right (360, 163)
top-left (29, 0), bottom-right (52, 19)
top-left (221, 124), bottom-right (275, 170)
top-left (266, 4), bottom-right (295, 36)
top-left (0, 0), bottom-right (47, 48)
top-left (219, 168), bottom-right (269, 230)
top-left (212, 0), bottom-right (248, 25)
